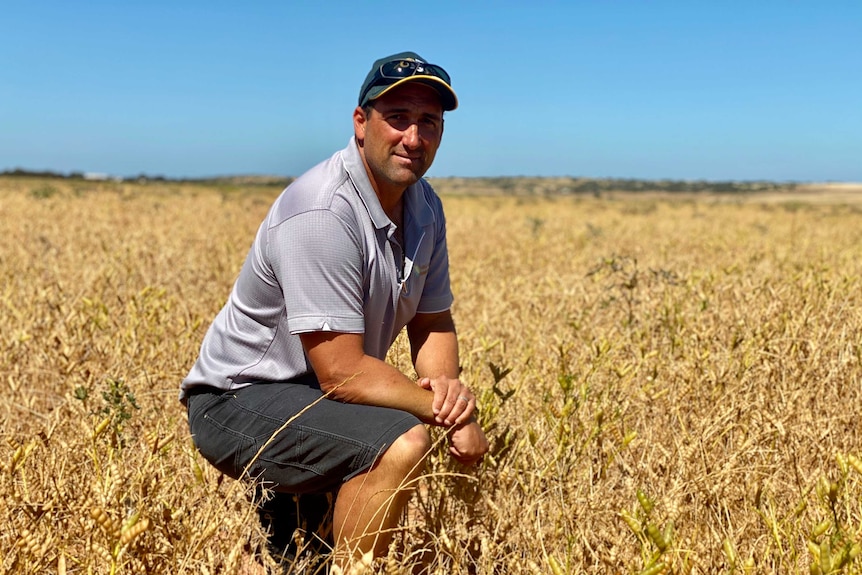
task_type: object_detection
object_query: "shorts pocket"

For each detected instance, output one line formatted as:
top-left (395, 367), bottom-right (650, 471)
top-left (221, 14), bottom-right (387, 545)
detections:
top-left (195, 410), bottom-right (255, 480)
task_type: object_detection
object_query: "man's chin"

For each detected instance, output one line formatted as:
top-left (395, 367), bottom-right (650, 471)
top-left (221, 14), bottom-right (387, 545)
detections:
top-left (389, 168), bottom-right (424, 188)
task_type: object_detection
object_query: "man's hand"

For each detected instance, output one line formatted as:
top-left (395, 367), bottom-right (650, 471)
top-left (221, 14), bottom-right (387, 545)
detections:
top-left (448, 420), bottom-right (489, 466)
top-left (417, 376), bottom-right (475, 426)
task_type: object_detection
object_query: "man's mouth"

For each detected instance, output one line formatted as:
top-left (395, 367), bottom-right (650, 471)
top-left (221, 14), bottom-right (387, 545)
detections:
top-left (395, 154), bottom-right (421, 164)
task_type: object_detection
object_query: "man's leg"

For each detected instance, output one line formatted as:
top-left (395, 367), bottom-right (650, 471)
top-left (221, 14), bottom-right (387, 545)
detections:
top-left (332, 424), bottom-right (431, 564)
top-left (256, 490), bottom-right (333, 561)
top-left (188, 383), bottom-right (425, 566)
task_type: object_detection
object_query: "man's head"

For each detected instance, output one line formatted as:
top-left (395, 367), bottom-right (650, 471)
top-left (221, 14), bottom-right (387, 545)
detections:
top-left (358, 51), bottom-right (457, 112)
top-left (354, 52), bottom-right (454, 198)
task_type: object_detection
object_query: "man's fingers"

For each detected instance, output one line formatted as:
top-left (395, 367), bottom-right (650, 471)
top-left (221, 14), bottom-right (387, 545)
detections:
top-left (443, 387), bottom-right (474, 426)
top-left (432, 379), bottom-right (448, 418)
top-left (440, 384), bottom-right (465, 425)
top-left (453, 396), bottom-right (475, 425)
top-left (428, 377), bottom-right (476, 425)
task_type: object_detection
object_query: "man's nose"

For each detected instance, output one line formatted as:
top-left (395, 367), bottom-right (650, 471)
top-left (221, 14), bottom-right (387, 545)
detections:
top-left (402, 123), bottom-right (420, 148)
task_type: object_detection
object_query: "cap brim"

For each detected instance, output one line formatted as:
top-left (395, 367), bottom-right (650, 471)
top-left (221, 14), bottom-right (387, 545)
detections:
top-left (367, 76), bottom-right (458, 111)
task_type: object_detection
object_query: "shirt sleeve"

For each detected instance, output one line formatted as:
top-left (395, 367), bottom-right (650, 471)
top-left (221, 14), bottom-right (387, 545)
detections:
top-left (416, 190), bottom-right (454, 314)
top-left (268, 209), bottom-right (366, 334)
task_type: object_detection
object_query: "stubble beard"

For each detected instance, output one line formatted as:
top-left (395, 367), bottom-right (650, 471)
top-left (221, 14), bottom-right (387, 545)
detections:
top-left (382, 153), bottom-right (429, 190)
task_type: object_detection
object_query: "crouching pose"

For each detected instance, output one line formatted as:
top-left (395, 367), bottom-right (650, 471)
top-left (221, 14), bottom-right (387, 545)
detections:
top-left (180, 51), bottom-right (489, 568)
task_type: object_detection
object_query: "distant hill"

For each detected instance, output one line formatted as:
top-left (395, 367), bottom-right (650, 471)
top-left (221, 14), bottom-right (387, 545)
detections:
top-left (0, 168), bottom-right (295, 187)
top-left (5, 168), bottom-right (860, 198)
top-left (426, 176), bottom-right (800, 196)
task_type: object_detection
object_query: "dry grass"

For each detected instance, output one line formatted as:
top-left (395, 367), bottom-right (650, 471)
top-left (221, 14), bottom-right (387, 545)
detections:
top-left (2, 177), bottom-right (862, 574)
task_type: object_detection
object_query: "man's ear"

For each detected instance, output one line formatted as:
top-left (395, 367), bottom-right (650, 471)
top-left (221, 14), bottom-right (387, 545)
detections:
top-left (353, 106), bottom-right (367, 144)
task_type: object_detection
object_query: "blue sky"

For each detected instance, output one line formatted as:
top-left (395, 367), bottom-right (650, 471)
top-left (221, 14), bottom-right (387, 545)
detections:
top-left (1, 1), bottom-right (860, 181)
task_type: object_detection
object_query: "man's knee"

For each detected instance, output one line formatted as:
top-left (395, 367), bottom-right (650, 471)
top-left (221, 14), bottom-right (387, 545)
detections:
top-left (387, 424), bottom-right (432, 468)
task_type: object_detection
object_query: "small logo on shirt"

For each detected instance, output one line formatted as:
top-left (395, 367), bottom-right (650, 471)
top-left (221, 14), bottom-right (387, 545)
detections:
top-left (401, 264), bottom-right (429, 297)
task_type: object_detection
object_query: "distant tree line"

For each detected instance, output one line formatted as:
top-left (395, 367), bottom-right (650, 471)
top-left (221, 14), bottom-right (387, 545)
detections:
top-left (2, 168), bottom-right (796, 194)
top-left (568, 177), bottom-right (797, 194)
top-left (471, 176), bottom-right (799, 195)
top-left (1, 168), bottom-right (87, 179)
top-left (0, 168), bottom-right (291, 186)
top-left (0, 168), bottom-right (167, 182)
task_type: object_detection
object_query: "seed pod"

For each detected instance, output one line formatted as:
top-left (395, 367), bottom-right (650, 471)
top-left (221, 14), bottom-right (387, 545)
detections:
top-left (812, 520), bottom-right (830, 538)
top-left (647, 523), bottom-right (667, 552)
top-left (723, 538), bottom-right (738, 567)
top-left (192, 458), bottom-right (205, 484)
top-left (816, 476), bottom-right (827, 499)
top-left (836, 453), bottom-right (848, 476)
top-left (439, 527), bottom-right (453, 552)
top-left (90, 506), bottom-right (121, 539)
top-left (120, 517), bottom-right (149, 546)
top-left (8, 445), bottom-right (25, 473)
top-left (200, 521), bottom-right (218, 541)
top-left (820, 540), bottom-right (832, 573)
top-left (92, 416), bottom-right (112, 439)
top-left (637, 490), bottom-right (654, 515)
top-left (831, 544), bottom-right (848, 571)
top-left (483, 495), bottom-right (501, 516)
top-left (807, 540), bottom-right (820, 560)
top-left (91, 542), bottom-right (113, 565)
top-left (662, 521), bottom-right (674, 548)
top-left (620, 509), bottom-right (642, 535)
top-left (548, 555), bottom-right (565, 575)
top-left (17, 529), bottom-right (39, 556)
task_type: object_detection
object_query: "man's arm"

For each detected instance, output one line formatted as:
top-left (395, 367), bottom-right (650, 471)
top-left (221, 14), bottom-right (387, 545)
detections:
top-left (407, 310), bottom-right (489, 465)
top-left (407, 310), bottom-right (475, 422)
top-left (407, 310), bottom-right (460, 376)
top-left (300, 329), bottom-right (473, 427)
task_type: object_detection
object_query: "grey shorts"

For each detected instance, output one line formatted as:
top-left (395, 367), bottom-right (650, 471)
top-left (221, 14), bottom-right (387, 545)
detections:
top-left (187, 380), bottom-right (421, 494)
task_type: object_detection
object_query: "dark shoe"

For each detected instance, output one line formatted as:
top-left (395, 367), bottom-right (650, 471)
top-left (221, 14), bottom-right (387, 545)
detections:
top-left (256, 490), bottom-right (334, 574)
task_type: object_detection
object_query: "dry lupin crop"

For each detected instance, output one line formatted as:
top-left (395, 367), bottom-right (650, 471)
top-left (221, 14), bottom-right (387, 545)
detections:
top-left (3, 179), bottom-right (862, 573)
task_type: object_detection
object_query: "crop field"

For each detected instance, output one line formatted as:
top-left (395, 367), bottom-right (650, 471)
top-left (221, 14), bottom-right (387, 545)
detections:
top-left (2, 176), bottom-right (862, 574)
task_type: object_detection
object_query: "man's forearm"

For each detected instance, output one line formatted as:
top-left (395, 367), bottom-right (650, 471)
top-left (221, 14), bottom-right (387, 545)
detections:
top-left (318, 353), bottom-right (443, 424)
top-left (301, 324), bottom-right (472, 428)
top-left (413, 329), bottom-right (460, 379)
top-left (408, 311), bottom-right (460, 379)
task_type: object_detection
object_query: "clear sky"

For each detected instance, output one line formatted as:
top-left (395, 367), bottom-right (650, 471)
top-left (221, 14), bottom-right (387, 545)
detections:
top-left (1, 1), bottom-right (860, 182)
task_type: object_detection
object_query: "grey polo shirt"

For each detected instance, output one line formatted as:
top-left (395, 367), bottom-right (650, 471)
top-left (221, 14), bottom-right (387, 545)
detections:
top-left (179, 137), bottom-right (453, 401)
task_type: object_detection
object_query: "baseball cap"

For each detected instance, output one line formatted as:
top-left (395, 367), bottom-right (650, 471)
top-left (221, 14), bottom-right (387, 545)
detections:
top-left (358, 51), bottom-right (458, 111)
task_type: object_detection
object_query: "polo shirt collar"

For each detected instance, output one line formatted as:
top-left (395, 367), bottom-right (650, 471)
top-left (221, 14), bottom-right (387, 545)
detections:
top-left (343, 137), bottom-right (390, 230)
top-left (343, 136), bottom-right (435, 230)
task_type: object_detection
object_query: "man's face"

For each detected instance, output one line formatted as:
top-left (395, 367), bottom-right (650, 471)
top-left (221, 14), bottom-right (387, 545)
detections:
top-left (354, 83), bottom-right (444, 197)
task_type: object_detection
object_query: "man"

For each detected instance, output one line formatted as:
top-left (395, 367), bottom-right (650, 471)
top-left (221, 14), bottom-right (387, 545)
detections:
top-left (180, 51), bottom-right (489, 567)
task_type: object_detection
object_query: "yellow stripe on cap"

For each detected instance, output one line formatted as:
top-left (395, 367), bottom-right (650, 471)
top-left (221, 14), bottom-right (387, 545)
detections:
top-left (369, 76), bottom-right (458, 111)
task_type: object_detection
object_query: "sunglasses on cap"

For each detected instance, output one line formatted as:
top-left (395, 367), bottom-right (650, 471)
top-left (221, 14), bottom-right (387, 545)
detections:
top-left (359, 58), bottom-right (452, 105)
top-left (377, 59), bottom-right (451, 84)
